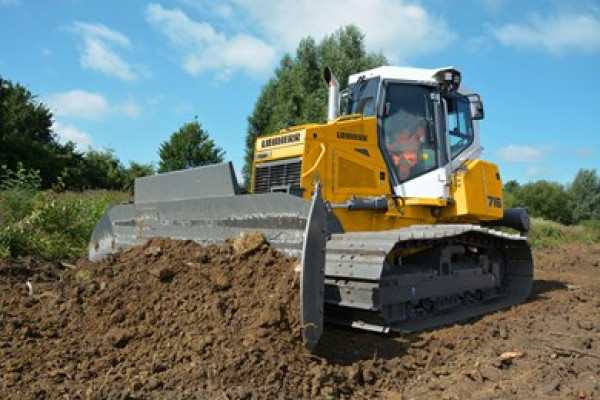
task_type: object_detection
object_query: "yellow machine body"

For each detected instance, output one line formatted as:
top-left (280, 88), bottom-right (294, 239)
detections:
top-left (252, 116), bottom-right (504, 232)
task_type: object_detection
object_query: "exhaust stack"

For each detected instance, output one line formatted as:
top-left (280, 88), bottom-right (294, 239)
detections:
top-left (323, 67), bottom-right (339, 121)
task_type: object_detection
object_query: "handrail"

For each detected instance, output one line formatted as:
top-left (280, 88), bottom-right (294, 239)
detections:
top-left (301, 143), bottom-right (326, 178)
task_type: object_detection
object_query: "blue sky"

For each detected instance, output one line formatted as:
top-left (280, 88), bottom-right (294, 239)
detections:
top-left (1, 0), bottom-right (598, 185)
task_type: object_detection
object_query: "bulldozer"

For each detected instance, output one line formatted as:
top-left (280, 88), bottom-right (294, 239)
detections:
top-left (89, 65), bottom-right (533, 351)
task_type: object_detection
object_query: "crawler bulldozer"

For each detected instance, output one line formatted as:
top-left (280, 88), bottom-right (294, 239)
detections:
top-left (90, 65), bottom-right (533, 350)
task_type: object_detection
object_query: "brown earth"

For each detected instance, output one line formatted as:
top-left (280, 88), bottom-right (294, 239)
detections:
top-left (0, 236), bottom-right (598, 399)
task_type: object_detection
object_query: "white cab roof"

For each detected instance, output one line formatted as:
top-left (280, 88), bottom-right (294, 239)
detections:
top-left (348, 65), bottom-right (458, 86)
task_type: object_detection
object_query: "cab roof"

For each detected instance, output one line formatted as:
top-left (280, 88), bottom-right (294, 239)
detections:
top-left (348, 66), bottom-right (458, 86)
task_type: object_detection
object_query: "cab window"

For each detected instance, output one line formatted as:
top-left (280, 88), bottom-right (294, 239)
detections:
top-left (447, 96), bottom-right (474, 158)
top-left (343, 77), bottom-right (380, 117)
top-left (381, 83), bottom-right (437, 183)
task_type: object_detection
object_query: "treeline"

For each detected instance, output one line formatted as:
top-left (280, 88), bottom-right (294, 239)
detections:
top-left (504, 169), bottom-right (600, 225)
top-left (0, 78), bottom-right (223, 191)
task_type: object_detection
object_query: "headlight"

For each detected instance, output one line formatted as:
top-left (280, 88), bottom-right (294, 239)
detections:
top-left (435, 68), bottom-right (461, 92)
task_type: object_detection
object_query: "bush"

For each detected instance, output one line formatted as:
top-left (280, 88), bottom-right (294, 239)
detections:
top-left (0, 164), bottom-right (42, 225)
top-left (0, 190), bottom-right (129, 259)
top-left (504, 169), bottom-right (599, 226)
top-left (507, 181), bottom-right (573, 225)
top-left (0, 189), bottom-right (38, 225)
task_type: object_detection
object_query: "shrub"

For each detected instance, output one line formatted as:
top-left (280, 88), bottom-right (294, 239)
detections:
top-left (0, 164), bottom-right (42, 225)
top-left (0, 190), bottom-right (129, 259)
top-left (0, 163), bottom-right (42, 191)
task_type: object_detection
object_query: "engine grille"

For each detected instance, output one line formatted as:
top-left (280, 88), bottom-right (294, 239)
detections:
top-left (253, 157), bottom-right (302, 194)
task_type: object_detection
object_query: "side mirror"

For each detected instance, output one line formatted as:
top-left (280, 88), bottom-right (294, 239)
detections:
top-left (467, 94), bottom-right (485, 120)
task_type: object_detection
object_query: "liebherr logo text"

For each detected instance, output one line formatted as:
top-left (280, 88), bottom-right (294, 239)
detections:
top-left (261, 133), bottom-right (301, 148)
top-left (337, 131), bottom-right (367, 141)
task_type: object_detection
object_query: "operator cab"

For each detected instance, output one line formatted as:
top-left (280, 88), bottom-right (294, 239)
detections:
top-left (341, 66), bottom-right (485, 200)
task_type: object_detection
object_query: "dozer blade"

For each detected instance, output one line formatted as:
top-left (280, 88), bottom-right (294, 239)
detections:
top-left (323, 225), bottom-right (533, 333)
top-left (89, 162), bottom-right (327, 350)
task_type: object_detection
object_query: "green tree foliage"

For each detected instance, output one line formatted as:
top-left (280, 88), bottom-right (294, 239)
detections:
top-left (82, 149), bottom-right (126, 189)
top-left (158, 119), bottom-right (225, 173)
top-left (0, 77), bottom-right (54, 145)
top-left (504, 180), bottom-right (573, 225)
top-left (503, 169), bottom-right (600, 225)
top-left (65, 150), bottom-right (155, 190)
top-left (0, 76), bottom-right (158, 191)
top-left (123, 161), bottom-right (155, 190)
top-left (568, 168), bottom-right (600, 223)
top-left (502, 180), bottom-right (520, 210)
top-left (0, 76), bottom-right (72, 187)
top-left (243, 25), bottom-right (387, 186)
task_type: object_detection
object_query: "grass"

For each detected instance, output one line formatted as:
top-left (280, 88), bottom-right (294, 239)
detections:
top-left (528, 218), bottom-right (600, 248)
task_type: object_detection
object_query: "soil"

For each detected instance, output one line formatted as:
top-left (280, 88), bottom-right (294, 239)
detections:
top-left (0, 236), bottom-right (598, 399)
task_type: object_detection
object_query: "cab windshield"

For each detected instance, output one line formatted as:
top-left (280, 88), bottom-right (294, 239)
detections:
top-left (382, 83), bottom-right (437, 183)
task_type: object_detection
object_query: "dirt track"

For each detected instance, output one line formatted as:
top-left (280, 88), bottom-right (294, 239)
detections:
top-left (0, 236), bottom-right (598, 399)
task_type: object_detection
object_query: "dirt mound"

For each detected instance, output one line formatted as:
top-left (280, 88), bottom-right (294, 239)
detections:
top-left (0, 234), bottom-right (384, 398)
top-left (0, 238), bottom-right (598, 399)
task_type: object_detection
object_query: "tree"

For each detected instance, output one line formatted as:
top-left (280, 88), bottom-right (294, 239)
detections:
top-left (502, 180), bottom-right (520, 209)
top-left (0, 76), bottom-right (161, 191)
top-left (123, 161), bottom-right (155, 190)
top-left (0, 77), bottom-right (54, 146)
top-left (0, 76), bottom-right (70, 187)
top-left (80, 149), bottom-right (127, 189)
top-left (510, 180), bottom-right (573, 225)
top-left (568, 168), bottom-right (600, 223)
top-left (242, 25), bottom-right (387, 186)
top-left (158, 119), bottom-right (224, 173)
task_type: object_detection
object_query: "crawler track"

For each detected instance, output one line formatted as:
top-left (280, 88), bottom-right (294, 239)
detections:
top-left (323, 225), bottom-right (533, 332)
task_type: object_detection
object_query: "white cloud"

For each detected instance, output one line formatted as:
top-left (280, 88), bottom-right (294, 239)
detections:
top-left (171, 102), bottom-right (194, 114)
top-left (46, 90), bottom-right (141, 120)
top-left (492, 14), bottom-right (600, 55)
top-left (496, 144), bottom-right (554, 163)
top-left (233, 0), bottom-right (456, 63)
top-left (147, 1), bottom-right (453, 79)
top-left (52, 122), bottom-right (95, 152)
top-left (214, 4), bottom-right (233, 19)
top-left (72, 21), bottom-right (130, 46)
top-left (464, 36), bottom-right (491, 54)
top-left (69, 21), bottom-right (137, 81)
top-left (47, 90), bottom-right (110, 119)
top-left (120, 98), bottom-right (142, 118)
top-left (146, 3), bottom-right (276, 78)
top-left (481, 0), bottom-right (506, 14)
top-left (573, 147), bottom-right (596, 158)
top-left (525, 166), bottom-right (544, 179)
